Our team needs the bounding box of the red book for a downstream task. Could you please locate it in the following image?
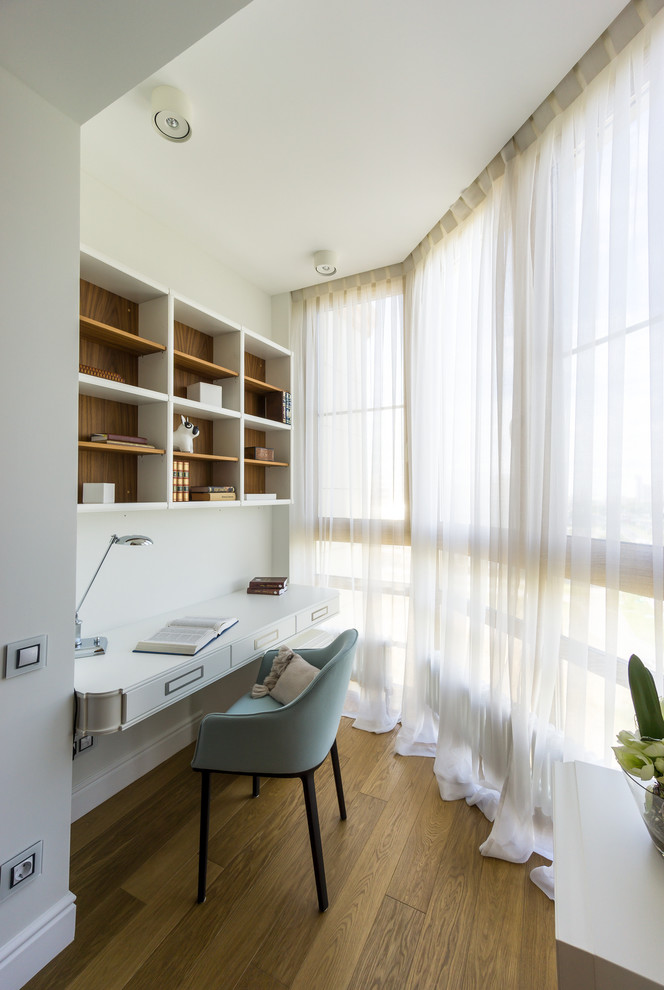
[248,576,288,589]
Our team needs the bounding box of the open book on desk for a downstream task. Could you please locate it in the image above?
[134,616,238,655]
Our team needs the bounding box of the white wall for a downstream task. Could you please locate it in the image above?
[73,173,290,811]
[0,66,80,982]
[81,171,272,336]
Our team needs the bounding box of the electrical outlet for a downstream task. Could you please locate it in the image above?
[77,735,94,754]
[11,855,35,887]
[0,841,42,900]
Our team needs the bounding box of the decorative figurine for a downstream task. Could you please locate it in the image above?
[173,414,199,453]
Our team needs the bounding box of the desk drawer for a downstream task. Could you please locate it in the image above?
[231,616,297,666]
[295,597,339,632]
[123,646,231,724]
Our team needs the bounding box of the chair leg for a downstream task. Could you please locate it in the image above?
[197,770,211,904]
[301,771,328,912]
[330,739,347,820]
[252,775,260,797]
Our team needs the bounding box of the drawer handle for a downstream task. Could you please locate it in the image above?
[254,629,279,650]
[311,606,329,621]
[165,666,204,696]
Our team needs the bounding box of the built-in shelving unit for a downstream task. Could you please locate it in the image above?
[77,248,292,511]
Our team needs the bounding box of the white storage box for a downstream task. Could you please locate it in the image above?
[186,381,222,406]
[82,483,115,504]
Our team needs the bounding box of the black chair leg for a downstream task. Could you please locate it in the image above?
[252,775,260,797]
[330,739,346,820]
[301,771,328,912]
[197,770,211,904]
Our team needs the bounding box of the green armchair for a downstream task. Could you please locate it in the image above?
[191,628,359,912]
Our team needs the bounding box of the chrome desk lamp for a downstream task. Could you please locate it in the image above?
[75,534,153,657]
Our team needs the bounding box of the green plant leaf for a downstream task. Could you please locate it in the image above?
[628,654,664,740]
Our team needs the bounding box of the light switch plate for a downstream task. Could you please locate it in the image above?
[4,634,47,678]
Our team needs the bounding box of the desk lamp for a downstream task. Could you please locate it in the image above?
[75,534,153,657]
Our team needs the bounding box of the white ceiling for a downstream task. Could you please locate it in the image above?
[0,0,250,123]
[13,0,630,296]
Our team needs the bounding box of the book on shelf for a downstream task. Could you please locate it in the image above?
[189,486,235,493]
[90,432,151,445]
[245,492,277,501]
[172,460,190,501]
[134,616,238,655]
[79,364,125,384]
[247,586,287,596]
[190,492,236,501]
[244,446,274,461]
[264,390,291,425]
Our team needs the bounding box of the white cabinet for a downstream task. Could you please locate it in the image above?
[553,761,664,990]
[78,248,292,511]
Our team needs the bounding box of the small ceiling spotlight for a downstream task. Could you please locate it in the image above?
[314,250,338,276]
[151,85,191,142]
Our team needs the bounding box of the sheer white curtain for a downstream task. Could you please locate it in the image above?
[398,13,664,874]
[290,279,409,732]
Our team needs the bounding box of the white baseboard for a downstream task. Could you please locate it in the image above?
[0,893,76,990]
[71,712,200,821]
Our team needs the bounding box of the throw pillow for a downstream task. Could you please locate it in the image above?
[250,644,319,704]
[270,653,319,705]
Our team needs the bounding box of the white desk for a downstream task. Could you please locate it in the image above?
[74,585,339,734]
[553,761,664,990]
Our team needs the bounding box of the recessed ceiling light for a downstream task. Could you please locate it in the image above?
[314,250,338,276]
[151,86,191,142]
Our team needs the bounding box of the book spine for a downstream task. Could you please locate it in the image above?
[79,364,125,384]
[91,433,150,444]
[189,486,235,493]
[246,587,285,595]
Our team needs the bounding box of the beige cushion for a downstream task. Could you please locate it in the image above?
[251,644,320,705]
[270,653,319,705]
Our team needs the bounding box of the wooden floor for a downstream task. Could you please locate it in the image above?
[27,719,557,990]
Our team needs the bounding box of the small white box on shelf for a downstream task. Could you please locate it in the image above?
[187,382,222,406]
[82,483,115,504]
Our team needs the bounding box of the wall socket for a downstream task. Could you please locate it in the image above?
[0,841,43,900]
[75,735,94,756]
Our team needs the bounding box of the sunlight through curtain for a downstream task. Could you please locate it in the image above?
[290,10,664,893]
[398,14,664,879]
[291,280,408,732]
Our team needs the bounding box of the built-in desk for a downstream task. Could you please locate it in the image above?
[74,585,339,734]
[554,761,664,990]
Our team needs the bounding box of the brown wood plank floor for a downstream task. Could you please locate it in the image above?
[26,719,557,990]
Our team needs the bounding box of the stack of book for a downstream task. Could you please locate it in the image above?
[189,486,236,502]
[90,432,155,449]
[173,461,190,501]
[264,390,291,425]
[247,576,288,596]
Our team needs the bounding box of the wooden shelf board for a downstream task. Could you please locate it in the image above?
[244,458,289,467]
[80,316,166,355]
[78,441,165,455]
[177,451,239,462]
[173,349,238,379]
[244,375,285,395]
